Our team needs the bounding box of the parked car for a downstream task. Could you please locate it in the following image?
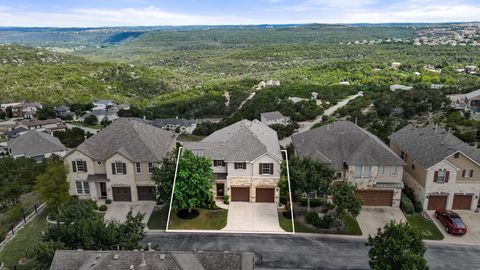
[435,209,467,235]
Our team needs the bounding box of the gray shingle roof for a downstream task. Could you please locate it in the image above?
[183,119,282,162]
[152,118,196,128]
[75,118,175,162]
[389,124,480,168]
[260,111,288,121]
[292,121,404,170]
[49,250,254,270]
[7,130,66,157]
[3,127,28,137]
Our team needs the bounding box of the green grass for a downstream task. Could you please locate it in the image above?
[278,211,294,232]
[176,134,205,142]
[147,206,169,230]
[406,212,444,240]
[0,209,50,267]
[341,214,362,236]
[168,208,227,230]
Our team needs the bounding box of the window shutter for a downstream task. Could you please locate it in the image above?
[123,163,127,175]
[234,163,238,169]
[433,171,438,182]
[445,171,450,183]
[72,161,77,172]
[462,170,466,177]
[83,161,88,172]
[259,163,263,174]
[471,170,474,178]
[111,163,116,175]
[270,163,274,175]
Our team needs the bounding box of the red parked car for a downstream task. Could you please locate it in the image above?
[435,209,467,235]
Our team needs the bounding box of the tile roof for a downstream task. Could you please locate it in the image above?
[75,118,175,162]
[292,121,404,170]
[183,119,282,162]
[7,130,66,157]
[389,124,480,168]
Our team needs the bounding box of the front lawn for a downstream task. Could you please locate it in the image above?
[147,206,169,230]
[278,211,294,232]
[278,210,362,235]
[406,212,444,240]
[0,209,50,266]
[168,208,227,230]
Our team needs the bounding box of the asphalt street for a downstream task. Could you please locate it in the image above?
[142,232,480,269]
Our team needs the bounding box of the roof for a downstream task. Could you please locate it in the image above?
[18,118,63,127]
[3,127,28,137]
[260,111,288,121]
[14,102,42,108]
[183,119,282,162]
[465,89,480,100]
[7,130,66,157]
[94,99,113,105]
[54,106,70,112]
[291,121,404,170]
[49,250,254,270]
[75,118,175,162]
[389,125,480,168]
[152,118,196,128]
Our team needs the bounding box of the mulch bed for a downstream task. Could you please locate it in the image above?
[177,209,200,220]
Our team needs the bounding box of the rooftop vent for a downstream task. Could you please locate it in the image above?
[160,254,166,260]
[129,265,134,270]
[113,254,119,260]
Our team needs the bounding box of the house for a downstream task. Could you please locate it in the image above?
[291,121,405,207]
[0,102,22,112]
[183,119,283,203]
[447,89,480,112]
[13,102,42,118]
[254,80,280,90]
[54,105,76,119]
[63,118,176,202]
[260,111,290,126]
[80,109,118,124]
[16,118,66,133]
[389,125,480,211]
[152,118,197,134]
[92,99,114,110]
[7,130,67,161]
[3,127,29,139]
[390,84,413,91]
[50,250,255,270]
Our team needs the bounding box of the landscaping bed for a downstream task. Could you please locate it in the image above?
[168,208,227,230]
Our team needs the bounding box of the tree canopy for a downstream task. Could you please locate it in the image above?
[151,150,178,204]
[332,182,362,217]
[35,158,70,212]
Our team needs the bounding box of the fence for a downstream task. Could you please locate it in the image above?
[0,203,45,248]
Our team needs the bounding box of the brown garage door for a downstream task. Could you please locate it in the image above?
[452,194,472,210]
[112,187,132,202]
[355,190,393,206]
[137,186,156,201]
[427,195,448,210]
[256,188,275,203]
[231,187,250,202]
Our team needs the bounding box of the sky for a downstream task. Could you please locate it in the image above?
[0,0,479,27]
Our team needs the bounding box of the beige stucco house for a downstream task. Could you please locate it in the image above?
[183,119,282,203]
[292,121,405,207]
[389,125,480,211]
[63,118,176,202]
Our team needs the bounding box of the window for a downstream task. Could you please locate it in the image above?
[213,160,225,167]
[76,181,83,194]
[72,160,87,173]
[412,161,416,170]
[391,166,398,176]
[362,166,371,177]
[148,162,154,174]
[260,163,273,175]
[234,162,246,170]
[378,166,385,176]
[436,169,446,182]
[135,162,141,174]
[462,169,474,178]
[112,162,126,175]
[354,166,362,178]
[83,182,90,194]
[75,181,90,194]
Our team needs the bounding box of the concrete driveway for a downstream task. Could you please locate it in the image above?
[104,201,156,224]
[428,210,480,245]
[357,206,406,237]
[222,202,284,233]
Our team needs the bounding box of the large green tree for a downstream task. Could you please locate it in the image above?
[151,150,177,204]
[173,150,214,212]
[332,182,362,217]
[367,221,428,270]
[35,159,70,212]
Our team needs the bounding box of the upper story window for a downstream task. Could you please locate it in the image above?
[148,162,154,174]
[391,166,398,176]
[354,166,362,178]
[75,181,90,194]
[400,151,405,160]
[260,163,273,175]
[462,169,474,178]
[71,160,87,173]
[234,162,247,170]
[362,166,371,177]
[434,169,449,183]
[135,162,142,174]
[213,160,225,167]
[111,161,126,175]
[378,166,385,176]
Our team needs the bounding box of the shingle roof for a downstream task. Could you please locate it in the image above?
[7,130,66,157]
[18,118,63,127]
[260,111,288,121]
[389,124,480,168]
[49,250,255,270]
[152,118,196,128]
[3,127,28,137]
[465,89,480,100]
[183,119,282,162]
[292,121,404,170]
[75,118,175,162]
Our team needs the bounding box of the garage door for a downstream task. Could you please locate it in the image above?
[427,195,448,210]
[137,186,156,201]
[231,187,250,202]
[355,190,393,206]
[256,188,275,203]
[112,187,132,202]
[452,194,472,210]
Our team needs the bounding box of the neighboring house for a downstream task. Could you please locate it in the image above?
[447,89,480,113]
[50,250,254,270]
[63,118,176,202]
[54,105,77,119]
[16,118,66,132]
[389,125,480,211]
[7,130,67,161]
[3,126,29,139]
[80,109,118,123]
[152,118,197,134]
[0,102,22,112]
[292,121,405,207]
[92,99,115,111]
[13,102,42,118]
[183,119,283,203]
[390,84,413,91]
[260,111,290,126]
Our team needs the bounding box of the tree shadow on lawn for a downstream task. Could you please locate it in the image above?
[168,208,228,230]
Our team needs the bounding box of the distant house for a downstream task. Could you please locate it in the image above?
[390,84,413,91]
[0,102,22,112]
[7,130,67,161]
[54,105,76,119]
[92,99,114,110]
[254,80,280,90]
[152,118,197,134]
[80,109,118,124]
[13,102,42,119]
[16,118,66,133]
[391,62,401,69]
[287,96,308,103]
[448,89,480,113]
[3,127,29,139]
[260,111,290,126]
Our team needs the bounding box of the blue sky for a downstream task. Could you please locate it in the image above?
[0,0,479,27]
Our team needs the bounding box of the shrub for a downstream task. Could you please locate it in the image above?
[300,198,323,207]
[414,201,423,212]
[223,195,230,205]
[400,194,415,214]
[280,195,287,205]
[3,204,23,225]
[98,205,108,211]
[305,211,334,229]
[402,187,416,203]
[105,199,112,204]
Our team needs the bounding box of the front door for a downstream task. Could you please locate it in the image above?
[99,182,107,199]
[216,183,225,198]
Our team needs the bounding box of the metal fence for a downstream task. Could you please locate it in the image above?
[0,203,44,246]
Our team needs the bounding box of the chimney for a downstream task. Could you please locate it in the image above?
[147,243,152,251]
